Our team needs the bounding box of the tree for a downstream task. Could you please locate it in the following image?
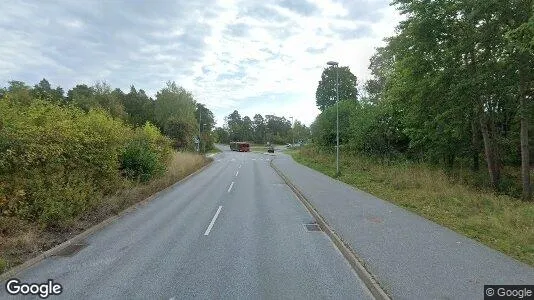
[214,127,229,144]
[292,120,311,143]
[195,103,215,132]
[31,79,64,103]
[226,110,243,141]
[67,84,97,111]
[242,116,253,142]
[154,81,197,149]
[365,46,395,104]
[265,115,291,144]
[506,1,534,200]
[121,86,155,127]
[315,66,358,111]
[92,82,126,119]
[253,114,266,144]
[195,103,216,151]
[4,81,32,105]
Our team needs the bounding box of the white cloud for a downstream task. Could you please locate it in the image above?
[0,0,402,127]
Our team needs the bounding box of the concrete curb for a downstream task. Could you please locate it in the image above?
[270,158,390,300]
[0,159,214,281]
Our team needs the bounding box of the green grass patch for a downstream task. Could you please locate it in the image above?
[291,146,534,266]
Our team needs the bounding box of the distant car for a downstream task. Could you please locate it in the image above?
[286,144,291,148]
[267,145,275,153]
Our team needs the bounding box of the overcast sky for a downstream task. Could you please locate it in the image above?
[0,0,402,126]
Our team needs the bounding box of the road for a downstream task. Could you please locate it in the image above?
[1,147,372,299]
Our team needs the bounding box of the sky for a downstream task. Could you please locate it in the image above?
[0,0,403,127]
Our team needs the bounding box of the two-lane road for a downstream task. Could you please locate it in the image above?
[1,149,372,299]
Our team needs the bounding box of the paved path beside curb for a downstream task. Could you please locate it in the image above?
[272,154,534,300]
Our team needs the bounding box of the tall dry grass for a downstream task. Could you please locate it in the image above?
[79,151,209,227]
[293,146,534,266]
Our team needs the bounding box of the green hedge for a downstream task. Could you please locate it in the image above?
[0,97,171,228]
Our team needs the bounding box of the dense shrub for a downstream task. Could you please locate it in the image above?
[120,123,172,182]
[0,97,170,227]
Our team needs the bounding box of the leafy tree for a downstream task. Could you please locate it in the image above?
[226,110,243,141]
[154,81,197,149]
[121,86,155,127]
[265,115,291,144]
[31,79,64,103]
[195,103,215,132]
[214,127,230,144]
[92,82,126,119]
[505,1,534,200]
[315,66,358,111]
[67,84,97,111]
[253,114,266,144]
[242,116,253,142]
[5,81,32,105]
[292,120,311,143]
[195,103,215,151]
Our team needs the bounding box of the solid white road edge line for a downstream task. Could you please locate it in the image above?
[204,206,223,236]
[228,181,234,193]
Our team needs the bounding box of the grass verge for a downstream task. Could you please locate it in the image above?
[205,147,221,154]
[0,151,209,274]
[291,146,534,266]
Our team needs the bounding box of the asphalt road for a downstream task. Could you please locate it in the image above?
[272,153,534,299]
[1,148,373,299]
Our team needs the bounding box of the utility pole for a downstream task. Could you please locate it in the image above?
[327,61,340,176]
[198,107,202,153]
[289,116,294,145]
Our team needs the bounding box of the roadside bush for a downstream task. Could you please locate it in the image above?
[0,98,130,227]
[120,122,172,182]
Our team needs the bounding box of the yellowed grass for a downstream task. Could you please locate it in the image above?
[293,147,534,266]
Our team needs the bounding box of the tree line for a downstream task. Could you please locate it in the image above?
[0,79,215,150]
[0,79,215,227]
[312,0,534,200]
[214,110,311,145]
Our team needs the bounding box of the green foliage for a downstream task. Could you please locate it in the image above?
[292,120,311,143]
[252,114,266,143]
[31,79,64,103]
[195,103,216,151]
[219,110,307,145]
[120,123,172,182]
[226,110,243,141]
[315,66,358,111]
[0,98,131,227]
[0,78,212,229]
[120,86,155,127]
[308,0,534,197]
[291,146,534,266]
[154,81,197,149]
[214,127,230,144]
